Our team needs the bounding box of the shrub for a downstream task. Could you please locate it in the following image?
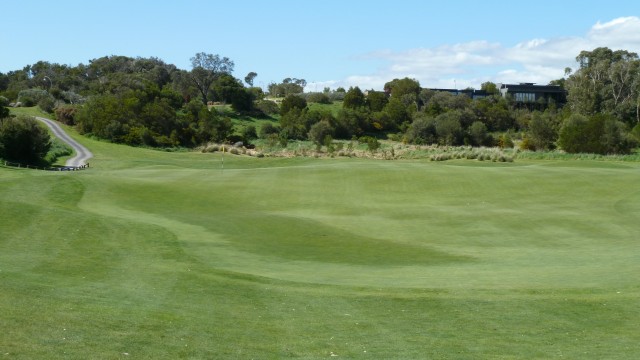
[38,96,56,113]
[280,95,307,115]
[358,136,380,152]
[0,115,51,164]
[306,92,332,104]
[468,121,488,146]
[259,122,280,139]
[18,89,51,107]
[405,114,437,144]
[308,120,335,146]
[558,114,632,154]
[254,100,279,116]
[54,105,78,125]
[498,133,514,149]
[44,139,73,164]
[241,125,258,142]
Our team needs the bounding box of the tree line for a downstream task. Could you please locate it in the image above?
[1,47,640,159]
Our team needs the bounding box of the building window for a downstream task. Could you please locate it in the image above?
[514,92,535,102]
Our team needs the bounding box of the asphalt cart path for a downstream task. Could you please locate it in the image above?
[36,116,93,167]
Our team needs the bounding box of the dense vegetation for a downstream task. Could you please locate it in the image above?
[1,47,639,157]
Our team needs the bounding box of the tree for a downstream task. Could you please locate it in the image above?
[527,112,557,150]
[268,78,306,97]
[189,52,235,104]
[366,90,388,112]
[0,97,9,118]
[0,115,51,164]
[306,92,331,104]
[241,125,257,142]
[343,86,366,109]
[558,113,633,154]
[212,74,244,103]
[566,47,640,124]
[384,77,420,98]
[279,107,307,139]
[230,88,255,113]
[435,111,462,145]
[405,113,437,145]
[244,72,257,87]
[468,121,489,146]
[481,81,499,95]
[382,97,409,130]
[280,94,307,115]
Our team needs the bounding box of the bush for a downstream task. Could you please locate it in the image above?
[259,122,280,139]
[308,120,335,146]
[44,139,73,164]
[558,114,633,154]
[0,115,52,164]
[306,92,332,104]
[38,96,56,113]
[54,105,78,125]
[241,125,258,142]
[280,95,307,115]
[17,89,51,107]
[358,135,380,152]
[254,100,279,116]
[498,133,514,149]
[405,114,437,145]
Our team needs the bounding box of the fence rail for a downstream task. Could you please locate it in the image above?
[1,160,89,171]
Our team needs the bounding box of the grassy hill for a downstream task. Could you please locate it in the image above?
[1,124,640,358]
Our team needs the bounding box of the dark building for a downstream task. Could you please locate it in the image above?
[428,88,489,100]
[498,83,566,104]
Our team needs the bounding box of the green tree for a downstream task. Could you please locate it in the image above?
[405,113,437,145]
[229,88,255,113]
[435,111,462,145]
[384,77,421,98]
[366,90,388,112]
[566,47,640,124]
[343,86,366,109]
[382,97,409,130]
[279,107,307,139]
[0,115,51,164]
[259,122,280,139]
[527,112,557,150]
[306,92,331,104]
[468,121,489,146]
[280,94,307,116]
[0,97,9,118]
[335,108,368,138]
[189,52,235,104]
[268,78,306,97]
[558,113,632,154]
[244,72,257,87]
[480,81,499,95]
[241,125,258,142]
[211,74,244,103]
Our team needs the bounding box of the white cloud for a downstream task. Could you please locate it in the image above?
[333,16,640,91]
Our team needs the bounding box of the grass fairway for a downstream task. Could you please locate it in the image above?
[1,134,640,359]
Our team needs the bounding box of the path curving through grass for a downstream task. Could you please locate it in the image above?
[36,116,93,167]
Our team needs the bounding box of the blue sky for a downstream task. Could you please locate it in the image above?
[2,0,639,90]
